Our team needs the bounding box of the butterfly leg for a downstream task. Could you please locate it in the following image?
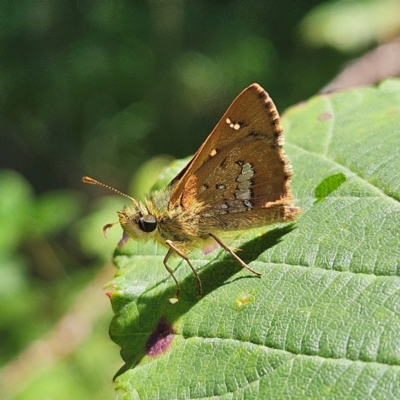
[163,247,182,299]
[208,233,262,277]
[165,240,203,298]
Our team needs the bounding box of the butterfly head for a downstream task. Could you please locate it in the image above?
[117,200,159,241]
[82,176,160,242]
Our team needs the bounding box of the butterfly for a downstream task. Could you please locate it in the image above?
[84,83,301,300]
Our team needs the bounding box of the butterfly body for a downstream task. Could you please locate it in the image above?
[84,83,301,300]
[118,184,205,251]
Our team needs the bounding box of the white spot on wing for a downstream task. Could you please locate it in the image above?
[237,171,254,182]
[226,117,241,131]
[236,162,254,182]
[238,181,251,191]
[236,189,252,200]
[242,163,252,173]
[244,200,253,208]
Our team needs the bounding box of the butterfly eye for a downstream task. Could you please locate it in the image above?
[138,214,157,233]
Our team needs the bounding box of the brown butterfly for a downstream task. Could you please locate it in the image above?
[84,83,301,300]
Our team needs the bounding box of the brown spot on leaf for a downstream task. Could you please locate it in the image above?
[318,112,333,121]
[145,317,175,356]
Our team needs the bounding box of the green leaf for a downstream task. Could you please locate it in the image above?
[34,190,85,236]
[109,79,400,399]
[300,0,400,53]
[77,196,129,261]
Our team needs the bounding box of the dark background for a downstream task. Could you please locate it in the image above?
[1,0,344,194]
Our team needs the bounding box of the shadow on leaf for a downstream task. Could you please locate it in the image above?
[111,223,297,379]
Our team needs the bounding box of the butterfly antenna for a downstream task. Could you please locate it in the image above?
[82,176,134,201]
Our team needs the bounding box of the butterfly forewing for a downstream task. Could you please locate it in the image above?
[169,83,299,228]
[169,84,281,205]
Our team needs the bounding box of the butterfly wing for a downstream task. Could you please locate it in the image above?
[169,83,300,229]
[168,84,275,201]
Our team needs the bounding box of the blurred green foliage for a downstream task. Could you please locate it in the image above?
[300,0,400,52]
[0,0,396,398]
